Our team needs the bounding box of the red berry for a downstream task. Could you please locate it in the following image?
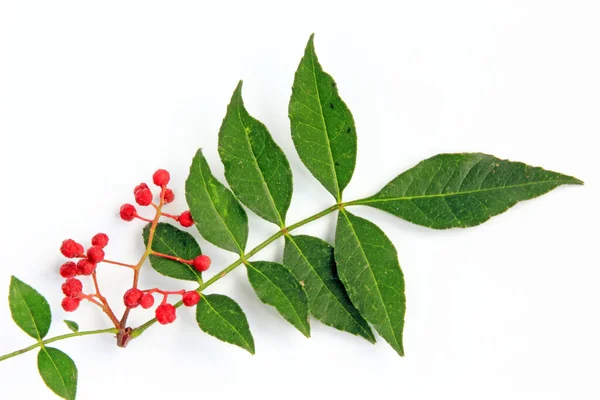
[163,188,175,204]
[61,278,83,297]
[182,291,201,307]
[139,293,155,309]
[86,246,105,263]
[135,188,153,206]
[153,169,170,186]
[134,183,149,195]
[123,288,144,308]
[59,262,77,278]
[120,204,137,221]
[179,211,194,227]
[193,255,211,272]
[76,259,96,276]
[91,233,109,248]
[60,239,83,258]
[155,303,177,325]
[61,297,80,312]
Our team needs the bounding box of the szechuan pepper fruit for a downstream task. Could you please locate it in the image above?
[123,288,144,308]
[120,204,137,221]
[179,211,194,227]
[77,259,96,276]
[61,297,81,312]
[87,246,105,263]
[139,293,155,309]
[155,303,177,325]
[60,239,83,258]
[91,233,109,248]
[182,291,201,306]
[59,262,78,278]
[163,188,175,204]
[152,169,170,186]
[61,278,83,297]
[135,188,153,206]
[193,255,211,272]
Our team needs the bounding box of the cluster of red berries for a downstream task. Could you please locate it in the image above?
[119,169,195,228]
[59,233,110,311]
[57,168,213,329]
[123,288,201,324]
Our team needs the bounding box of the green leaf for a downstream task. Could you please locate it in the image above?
[246,261,310,337]
[63,320,79,333]
[288,34,357,201]
[218,81,293,226]
[37,347,78,400]
[283,235,375,342]
[196,294,255,354]
[335,210,406,356]
[143,222,202,282]
[350,153,583,229]
[186,149,249,253]
[8,276,51,340]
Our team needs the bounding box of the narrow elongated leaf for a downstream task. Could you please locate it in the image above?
[37,347,78,400]
[335,211,406,356]
[143,222,202,282]
[350,153,583,229]
[9,276,51,340]
[246,261,310,337]
[283,235,375,342]
[186,149,248,253]
[289,34,357,201]
[196,294,255,354]
[218,81,293,225]
[63,320,79,333]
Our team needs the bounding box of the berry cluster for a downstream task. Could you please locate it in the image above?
[119,169,194,227]
[57,169,212,334]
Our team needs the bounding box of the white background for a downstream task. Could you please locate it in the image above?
[1,1,598,399]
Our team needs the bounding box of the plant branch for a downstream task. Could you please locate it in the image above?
[131,204,339,338]
[0,328,118,362]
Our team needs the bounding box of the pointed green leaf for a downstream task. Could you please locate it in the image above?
[335,211,406,356]
[9,276,51,340]
[289,34,357,201]
[283,235,375,342]
[37,347,77,400]
[185,149,248,253]
[196,294,255,354]
[218,81,293,225]
[63,320,79,333]
[246,261,310,337]
[350,153,583,229]
[143,222,202,282]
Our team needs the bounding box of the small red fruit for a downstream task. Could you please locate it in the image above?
[163,188,175,204]
[61,297,80,312]
[123,288,144,308]
[155,303,177,324]
[61,278,83,297]
[59,262,77,278]
[120,204,137,221]
[60,239,83,258]
[182,291,201,307]
[91,233,109,248]
[86,246,105,263]
[134,183,149,194]
[139,293,155,309]
[193,255,211,272]
[76,259,96,276]
[153,169,170,186]
[135,188,153,206]
[179,211,194,227]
